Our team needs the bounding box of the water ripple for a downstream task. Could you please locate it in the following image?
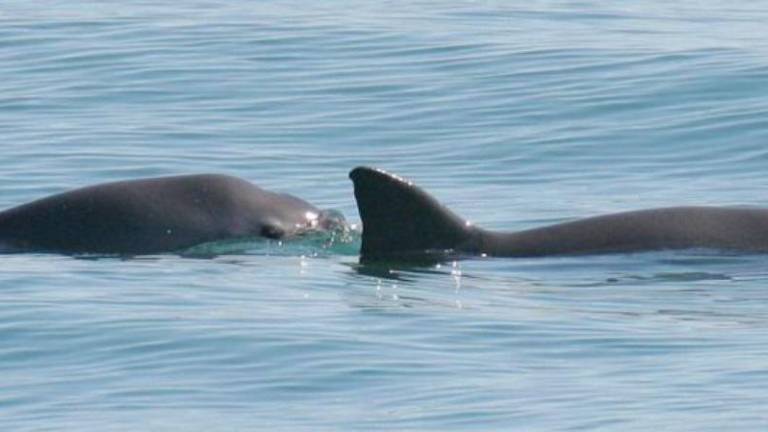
[3,1,768,431]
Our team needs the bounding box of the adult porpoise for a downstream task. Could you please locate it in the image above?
[350,166,768,261]
[0,174,345,254]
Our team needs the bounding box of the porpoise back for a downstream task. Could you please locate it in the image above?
[349,166,768,261]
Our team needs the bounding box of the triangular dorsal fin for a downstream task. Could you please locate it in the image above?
[349,167,477,261]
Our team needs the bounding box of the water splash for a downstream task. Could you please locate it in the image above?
[180,218,361,258]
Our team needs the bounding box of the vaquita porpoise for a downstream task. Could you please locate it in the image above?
[350,166,768,262]
[4,168,768,259]
[0,174,346,254]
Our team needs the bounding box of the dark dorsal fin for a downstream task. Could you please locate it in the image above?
[349,167,476,261]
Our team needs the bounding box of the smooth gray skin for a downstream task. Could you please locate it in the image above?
[349,166,768,261]
[0,174,336,255]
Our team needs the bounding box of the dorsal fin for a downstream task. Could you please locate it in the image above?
[349,167,477,261]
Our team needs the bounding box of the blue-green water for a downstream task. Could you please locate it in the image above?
[3,1,768,430]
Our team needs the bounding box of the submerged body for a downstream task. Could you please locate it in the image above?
[349,167,768,261]
[0,174,343,254]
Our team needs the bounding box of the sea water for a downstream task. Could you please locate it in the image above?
[2,1,768,430]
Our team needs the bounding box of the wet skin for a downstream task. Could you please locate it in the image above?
[0,174,344,255]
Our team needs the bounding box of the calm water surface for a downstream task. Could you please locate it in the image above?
[3,1,768,430]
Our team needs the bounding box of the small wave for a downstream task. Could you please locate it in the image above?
[180,227,361,258]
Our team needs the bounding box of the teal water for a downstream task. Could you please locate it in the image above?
[3,1,768,430]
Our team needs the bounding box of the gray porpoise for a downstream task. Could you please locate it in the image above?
[0,174,343,254]
[350,166,768,261]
